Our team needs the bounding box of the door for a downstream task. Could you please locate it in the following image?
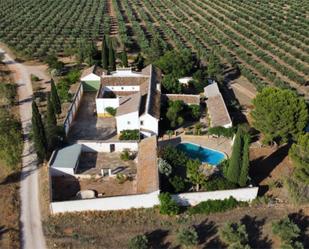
[110,144,115,152]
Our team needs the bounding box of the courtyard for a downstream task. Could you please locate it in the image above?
[67,92,117,142]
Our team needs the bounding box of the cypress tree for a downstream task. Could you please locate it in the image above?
[239,134,250,187]
[102,35,108,69]
[46,94,58,153]
[226,127,243,184]
[109,47,116,71]
[50,79,61,115]
[121,49,128,67]
[31,101,47,162]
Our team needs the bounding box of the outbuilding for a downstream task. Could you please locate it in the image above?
[49,144,82,176]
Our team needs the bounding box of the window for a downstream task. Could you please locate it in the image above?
[121,87,124,90]
[127,121,131,125]
[140,120,144,125]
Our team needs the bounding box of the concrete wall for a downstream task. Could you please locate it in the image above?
[116,111,140,134]
[105,85,140,92]
[50,190,160,214]
[172,187,259,206]
[96,97,119,115]
[50,167,75,177]
[64,83,84,135]
[77,141,139,152]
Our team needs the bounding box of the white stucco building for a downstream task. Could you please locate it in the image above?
[83,65,161,137]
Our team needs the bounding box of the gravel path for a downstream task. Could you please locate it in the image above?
[0,47,47,249]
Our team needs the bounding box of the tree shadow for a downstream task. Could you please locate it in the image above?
[241,215,272,249]
[0,225,9,240]
[288,210,309,248]
[195,219,218,245]
[147,229,170,249]
[249,144,290,184]
[203,236,225,249]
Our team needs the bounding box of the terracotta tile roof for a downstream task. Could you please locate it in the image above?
[116,93,141,116]
[206,95,232,127]
[136,136,159,193]
[101,76,149,86]
[148,90,161,119]
[163,94,200,105]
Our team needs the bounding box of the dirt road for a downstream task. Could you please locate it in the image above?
[0,47,47,249]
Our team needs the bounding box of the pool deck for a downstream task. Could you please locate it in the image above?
[158,134,233,157]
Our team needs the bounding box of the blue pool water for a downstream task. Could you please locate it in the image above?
[177,143,225,165]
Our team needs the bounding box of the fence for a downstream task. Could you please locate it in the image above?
[77,140,139,152]
[50,190,160,214]
[172,187,259,206]
[63,83,84,135]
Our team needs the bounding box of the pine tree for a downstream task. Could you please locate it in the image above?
[121,49,128,67]
[31,101,47,162]
[239,134,250,187]
[50,79,61,115]
[46,94,58,152]
[102,35,108,69]
[226,127,243,184]
[109,47,116,71]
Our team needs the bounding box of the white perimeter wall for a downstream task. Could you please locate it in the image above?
[81,73,101,82]
[105,85,140,92]
[96,98,119,114]
[77,141,138,152]
[50,190,160,214]
[140,114,158,135]
[116,111,140,134]
[172,187,259,206]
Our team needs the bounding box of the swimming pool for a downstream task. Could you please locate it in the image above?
[177,142,225,165]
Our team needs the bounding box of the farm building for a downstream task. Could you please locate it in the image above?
[204,82,232,128]
[49,144,82,176]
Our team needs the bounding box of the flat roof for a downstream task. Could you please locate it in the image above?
[50,144,82,169]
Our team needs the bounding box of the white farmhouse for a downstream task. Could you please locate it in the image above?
[82,65,161,137]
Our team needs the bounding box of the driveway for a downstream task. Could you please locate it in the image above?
[0,46,46,249]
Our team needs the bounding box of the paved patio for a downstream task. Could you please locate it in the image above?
[67,92,117,142]
[158,134,233,157]
[76,152,137,175]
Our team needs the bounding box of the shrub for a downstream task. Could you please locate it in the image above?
[159,145,189,168]
[176,227,199,247]
[120,149,133,161]
[219,222,251,249]
[119,129,140,140]
[189,104,201,120]
[105,107,116,116]
[116,173,127,184]
[31,74,40,81]
[202,175,237,191]
[169,175,186,193]
[158,193,180,215]
[158,158,172,176]
[128,234,148,249]
[272,217,301,243]
[285,177,309,204]
[207,126,236,138]
[189,197,244,215]
[0,83,16,106]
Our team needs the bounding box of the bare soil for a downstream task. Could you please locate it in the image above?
[43,204,309,249]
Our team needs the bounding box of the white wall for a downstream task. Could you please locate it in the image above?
[116,111,140,134]
[172,187,259,206]
[81,73,101,82]
[140,114,158,135]
[49,167,75,177]
[64,83,84,135]
[96,98,119,115]
[105,85,140,92]
[50,190,160,214]
[77,141,139,152]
